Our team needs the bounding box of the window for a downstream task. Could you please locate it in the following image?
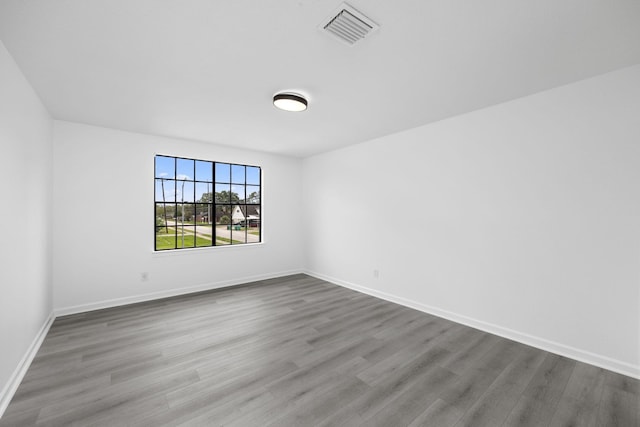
[154,155,261,250]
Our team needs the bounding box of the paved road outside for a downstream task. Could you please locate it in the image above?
[165,221,260,243]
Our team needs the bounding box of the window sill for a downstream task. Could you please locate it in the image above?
[152,241,265,257]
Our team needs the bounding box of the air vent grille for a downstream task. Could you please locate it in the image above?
[321,3,379,46]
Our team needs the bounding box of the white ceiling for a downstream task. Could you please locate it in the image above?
[1,0,639,158]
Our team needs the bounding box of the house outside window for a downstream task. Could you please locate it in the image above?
[154,155,261,250]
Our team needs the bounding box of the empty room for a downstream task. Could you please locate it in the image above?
[1,0,639,426]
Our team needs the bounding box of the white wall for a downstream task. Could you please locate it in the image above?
[53,121,303,312]
[303,65,640,377]
[0,41,53,405]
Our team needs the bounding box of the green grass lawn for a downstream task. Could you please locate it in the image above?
[216,236,244,245]
[156,227,246,249]
[156,227,212,249]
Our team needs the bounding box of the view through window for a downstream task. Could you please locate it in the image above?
[155,155,261,250]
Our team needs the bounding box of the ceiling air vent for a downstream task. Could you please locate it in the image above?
[321,3,379,46]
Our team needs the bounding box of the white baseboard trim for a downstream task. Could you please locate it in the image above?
[305,270,640,380]
[54,269,304,317]
[0,312,55,418]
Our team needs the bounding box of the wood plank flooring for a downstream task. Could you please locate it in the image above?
[1,274,638,426]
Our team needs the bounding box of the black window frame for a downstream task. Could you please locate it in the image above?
[154,154,261,251]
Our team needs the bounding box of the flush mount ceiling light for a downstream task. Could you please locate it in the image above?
[273,92,308,112]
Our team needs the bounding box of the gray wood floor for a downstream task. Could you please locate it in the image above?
[1,274,638,426]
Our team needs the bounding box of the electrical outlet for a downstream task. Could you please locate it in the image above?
[373,269,379,279]
[141,272,149,282]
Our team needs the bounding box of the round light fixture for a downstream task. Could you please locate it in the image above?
[273,92,308,112]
